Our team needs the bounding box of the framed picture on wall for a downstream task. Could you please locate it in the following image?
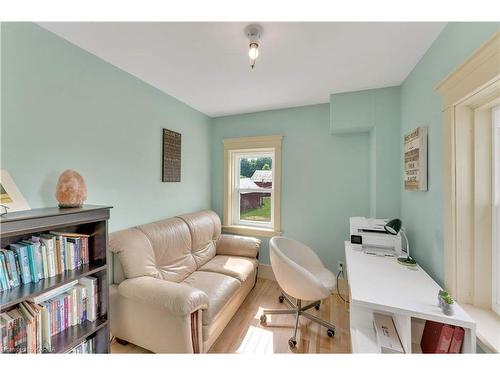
[0,170,30,214]
[404,127,428,191]
[162,128,182,182]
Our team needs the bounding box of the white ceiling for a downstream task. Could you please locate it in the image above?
[38,22,446,117]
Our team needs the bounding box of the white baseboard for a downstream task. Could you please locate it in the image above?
[257,263,275,280]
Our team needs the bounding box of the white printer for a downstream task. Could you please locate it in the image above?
[349,217,402,256]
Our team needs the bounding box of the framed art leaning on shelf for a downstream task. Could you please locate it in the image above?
[0,170,30,213]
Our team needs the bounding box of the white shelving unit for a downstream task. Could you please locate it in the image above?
[345,242,476,353]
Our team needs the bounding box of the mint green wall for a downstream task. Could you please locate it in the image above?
[211,104,373,269]
[400,22,499,285]
[1,23,212,232]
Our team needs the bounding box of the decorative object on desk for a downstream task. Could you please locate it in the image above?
[384,218,417,267]
[0,170,30,213]
[438,290,449,308]
[441,295,455,316]
[162,128,182,182]
[404,126,428,191]
[55,169,87,208]
[373,312,405,353]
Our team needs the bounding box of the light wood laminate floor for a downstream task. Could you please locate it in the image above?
[111,277,351,354]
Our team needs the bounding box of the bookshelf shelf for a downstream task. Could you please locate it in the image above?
[0,262,107,310]
[52,316,108,354]
[0,205,112,354]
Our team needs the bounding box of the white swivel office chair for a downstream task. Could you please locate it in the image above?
[260,236,336,348]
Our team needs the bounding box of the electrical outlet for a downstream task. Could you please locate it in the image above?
[337,261,344,273]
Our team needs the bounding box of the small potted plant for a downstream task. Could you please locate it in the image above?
[441,294,455,316]
[438,290,449,307]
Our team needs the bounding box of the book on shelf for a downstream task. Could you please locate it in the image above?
[1,249,21,288]
[0,277,99,354]
[9,243,31,285]
[29,280,79,304]
[50,231,90,267]
[0,252,10,290]
[68,336,95,354]
[420,320,460,354]
[0,232,91,293]
[448,326,465,354]
[54,236,64,275]
[40,234,56,278]
[39,241,48,279]
[20,240,43,283]
[78,276,98,322]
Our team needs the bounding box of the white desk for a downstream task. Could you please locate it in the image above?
[345,241,476,353]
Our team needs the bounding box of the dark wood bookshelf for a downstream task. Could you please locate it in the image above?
[0,205,112,354]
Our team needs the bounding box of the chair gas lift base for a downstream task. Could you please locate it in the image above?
[260,291,335,348]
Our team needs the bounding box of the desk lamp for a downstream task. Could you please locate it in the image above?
[384,218,417,267]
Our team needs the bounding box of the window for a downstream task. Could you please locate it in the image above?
[223,135,282,237]
[233,152,274,227]
[493,105,500,315]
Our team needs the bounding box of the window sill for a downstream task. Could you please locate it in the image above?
[222,225,280,238]
[462,304,500,353]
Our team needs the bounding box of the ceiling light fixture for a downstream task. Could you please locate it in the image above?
[245,24,263,69]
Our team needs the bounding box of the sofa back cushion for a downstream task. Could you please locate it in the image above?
[177,210,221,268]
[137,217,197,282]
[109,210,222,284]
[109,227,159,280]
[109,217,197,283]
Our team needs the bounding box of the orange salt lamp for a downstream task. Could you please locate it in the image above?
[55,169,87,208]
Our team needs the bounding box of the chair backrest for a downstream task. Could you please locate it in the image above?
[109,210,221,283]
[269,236,330,301]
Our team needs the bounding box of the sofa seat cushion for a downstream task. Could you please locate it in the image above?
[181,271,241,325]
[198,255,258,283]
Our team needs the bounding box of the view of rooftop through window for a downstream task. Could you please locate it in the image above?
[239,157,273,223]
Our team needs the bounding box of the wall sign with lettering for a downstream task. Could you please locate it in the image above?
[162,128,182,182]
[404,126,428,191]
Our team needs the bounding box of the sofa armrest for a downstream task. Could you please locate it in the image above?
[118,276,209,316]
[216,234,261,258]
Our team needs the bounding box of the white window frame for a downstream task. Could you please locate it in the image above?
[223,135,282,238]
[232,150,275,229]
[493,105,500,315]
[435,32,499,307]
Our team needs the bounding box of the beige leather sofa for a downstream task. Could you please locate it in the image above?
[109,210,261,353]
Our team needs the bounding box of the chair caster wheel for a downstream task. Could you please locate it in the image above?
[288,338,297,348]
[327,329,335,338]
[278,295,285,303]
[260,315,267,324]
[315,302,321,310]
